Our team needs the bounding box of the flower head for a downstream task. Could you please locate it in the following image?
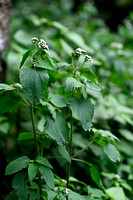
[65,188,69,195]
[75,48,86,55]
[31,37,38,43]
[85,55,92,63]
[38,39,49,50]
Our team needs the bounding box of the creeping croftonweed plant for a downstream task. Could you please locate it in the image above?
[2,38,120,200]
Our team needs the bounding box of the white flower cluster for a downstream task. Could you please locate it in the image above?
[65,188,69,195]
[85,55,92,63]
[75,48,86,55]
[38,39,49,50]
[31,37,38,43]
[31,37,49,50]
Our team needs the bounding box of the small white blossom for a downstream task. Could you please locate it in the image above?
[85,55,92,63]
[33,61,37,67]
[75,48,86,55]
[31,37,38,43]
[65,188,69,195]
[38,39,49,50]
[114,174,121,179]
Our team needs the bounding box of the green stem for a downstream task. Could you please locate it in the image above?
[66,109,73,200]
[30,106,42,200]
[72,143,90,158]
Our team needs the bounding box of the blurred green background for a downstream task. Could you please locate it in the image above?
[1,0,133,199]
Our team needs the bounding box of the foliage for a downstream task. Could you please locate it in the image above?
[1,1,133,200]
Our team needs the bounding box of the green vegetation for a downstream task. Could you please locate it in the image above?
[1,1,133,200]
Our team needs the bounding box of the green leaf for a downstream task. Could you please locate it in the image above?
[5,156,30,175]
[40,99,56,119]
[104,144,120,162]
[0,83,15,91]
[35,156,53,169]
[106,187,126,200]
[37,59,55,70]
[92,128,119,141]
[12,172,27,200]
[70,97,94,131]
[119,129,133,141]
[90,165,100,186]
[20,66,49,106]
[47,190,57,200]
[20,49,32,69]
[49,93,69,108]
[69,190,87,200]
[85,80,101,91]
[47,69,56,83]
[39,166,55,190]
[87,186,106,198]
[65,77,83,93]
[0,94,20,116]
[5,190,19,200]
[46,51,57,70]
[28,163,38,182]
[28,189,39,200]
[44,112,69,145]
[18,132,34,141]
[60,39,74,55]
[57,145,71,163]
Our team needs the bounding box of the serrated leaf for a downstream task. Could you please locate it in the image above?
[49,93,69,108]
[39,166,55,190]
[5,156,30,175]
[28,163,38,182]
[20,49,32,69]
[45,51,57,70]
[104,144,120,162]
[12,172,27,200]
[37,59,55,70]
[18,132,34,141]
[65,77,83,93]
[35,156,53,169]
[44,112,69,145]
[0,83,15,91]
[92,128,119,141]
[57,145,71,163]
[70,97,94,131]
[47,190,57,200]
[40,99,56,119]
[106,187,126,200]
[0,94,20,116]
[90,165,100,186]
[86,80,101,91]
[20,66,49,106]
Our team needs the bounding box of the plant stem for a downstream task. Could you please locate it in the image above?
[72,143,90,158]
[30,106,42,200]
[66,109,73,200]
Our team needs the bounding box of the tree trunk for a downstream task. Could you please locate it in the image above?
[0,0,12,82]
